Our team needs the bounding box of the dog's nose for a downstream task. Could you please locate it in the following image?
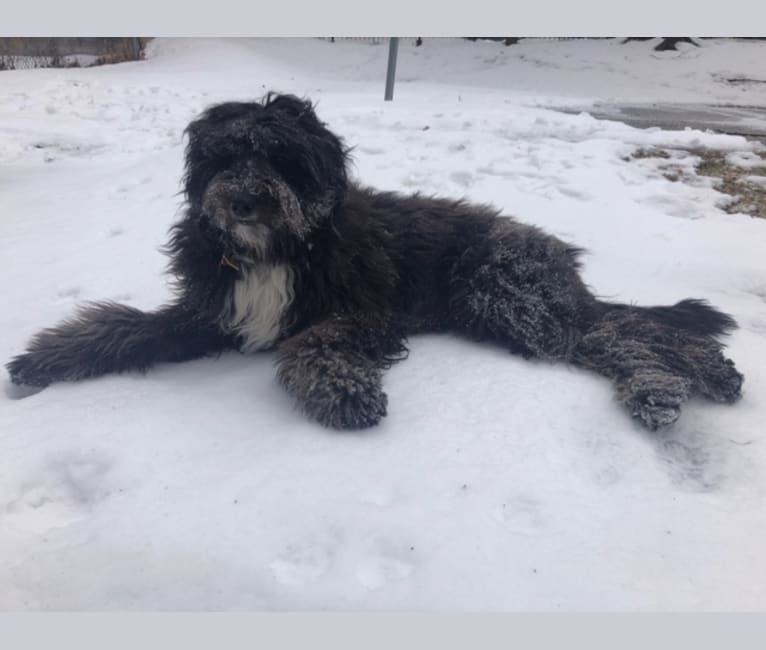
[230,199,251,219]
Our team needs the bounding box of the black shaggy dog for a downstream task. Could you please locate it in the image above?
[7,93,744,430]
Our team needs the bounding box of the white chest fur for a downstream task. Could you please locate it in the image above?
[221,263,295,353]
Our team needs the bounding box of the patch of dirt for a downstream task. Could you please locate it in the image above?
[628,147,766,218]
[630,148,671,160]
[694,150,766,218]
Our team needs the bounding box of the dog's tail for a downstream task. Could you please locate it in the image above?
[597,297,738,339]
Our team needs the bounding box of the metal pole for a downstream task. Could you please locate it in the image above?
[384,37,399,101]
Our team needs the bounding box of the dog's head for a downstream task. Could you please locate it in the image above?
[183,93,348,260]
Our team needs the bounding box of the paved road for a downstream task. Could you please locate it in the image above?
[557,103,766,142]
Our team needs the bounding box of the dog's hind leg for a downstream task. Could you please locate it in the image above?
[571,302,743,430]
[7,301,228,387]
[447,221,597,360]
[275,313,408,430]
[446,220,742,429]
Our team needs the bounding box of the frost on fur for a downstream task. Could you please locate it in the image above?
[7,93,744,431]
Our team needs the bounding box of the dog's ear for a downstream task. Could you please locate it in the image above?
[260,93,349,211]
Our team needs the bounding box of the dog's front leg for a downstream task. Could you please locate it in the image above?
[7,301,227,387]
[275,313,408,430]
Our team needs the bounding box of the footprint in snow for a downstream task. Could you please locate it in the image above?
[269,541,335,587]
[656,428,730,492]
[4,450,114,533]
[355,538,415,591]
[491,494,546,535]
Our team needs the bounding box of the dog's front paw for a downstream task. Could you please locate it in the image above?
[6,352,54,388]
[623,374,691,431]
[299,372,388,430]
[313,382,388,430]
[278,357,388,430]
[700,357,744,405]
[631,401,682,431]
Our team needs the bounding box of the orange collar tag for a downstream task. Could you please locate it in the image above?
[220,254,240,271]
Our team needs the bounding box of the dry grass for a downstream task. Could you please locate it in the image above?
[94,38,150,66]
[627,147,766,218]
[694,150,766,218]
[630,148,671,160]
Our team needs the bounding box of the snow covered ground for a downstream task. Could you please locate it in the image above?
[1,37,766,611]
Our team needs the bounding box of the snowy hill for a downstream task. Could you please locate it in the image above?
[1,38,765,610]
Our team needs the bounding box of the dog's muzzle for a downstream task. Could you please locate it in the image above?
[203,186,258,230]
